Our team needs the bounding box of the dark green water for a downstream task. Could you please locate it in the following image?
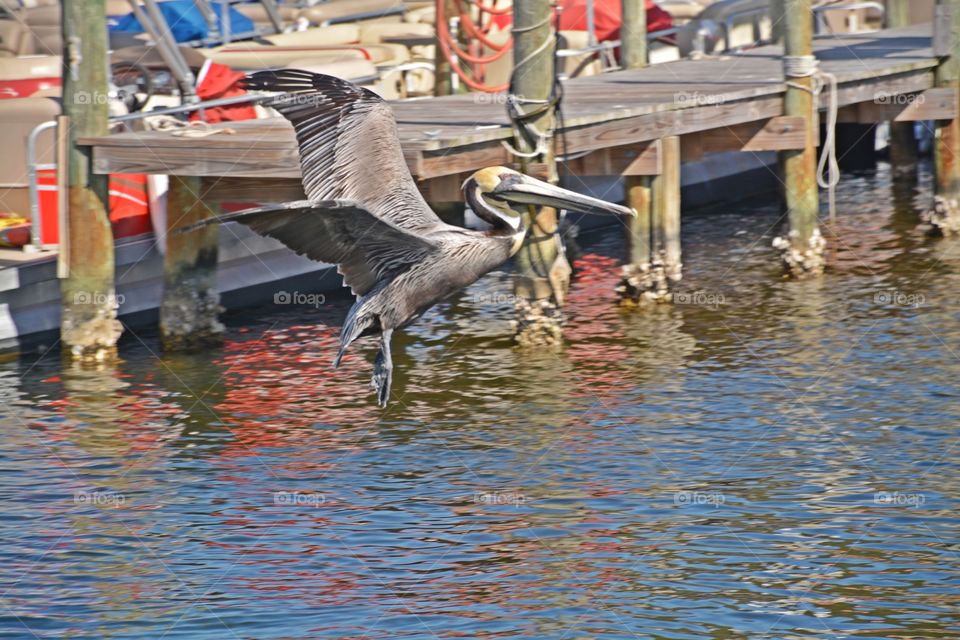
[1,162,958,639]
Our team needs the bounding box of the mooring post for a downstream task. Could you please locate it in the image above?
[773,0,825,277]
[886,0,917,175]
[621,0,647,70]
[434,0,456,96]
[770,0,786,44]
[657,136,682,288]
[617,0,659,305]
[510,0,567,346]
[159,176,224,350]
[60,0,122,361]
[926,0,960,234]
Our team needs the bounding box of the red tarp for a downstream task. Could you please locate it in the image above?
[493,0,673,40]
[189,62,257,123]
[556,0,673,40]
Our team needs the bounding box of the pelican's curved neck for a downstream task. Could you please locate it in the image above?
[464,181,524,234]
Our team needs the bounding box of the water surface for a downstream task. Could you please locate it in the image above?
[2,161,958,639]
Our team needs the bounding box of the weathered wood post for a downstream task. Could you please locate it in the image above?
[159,176,224,350]
[886,0,917,175]
[510,0,567,346]
[435,0,457,96]
[617,0,663,306]
[657,135,682,288]
[770,0,785,44]
[926,0,960,234]
[621,0,647,70]
[773,0,825,276]
[60,0,122,360]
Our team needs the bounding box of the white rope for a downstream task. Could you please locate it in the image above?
[815,70,839,224]
[145,115,237,138]
[784,55,840,223]
[504,15,556,161]
[502,93,553,158]
[783,54,818,78]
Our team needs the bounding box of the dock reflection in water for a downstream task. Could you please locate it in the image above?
[1,162,958,638]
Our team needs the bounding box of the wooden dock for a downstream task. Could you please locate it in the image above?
[85,24,950,205]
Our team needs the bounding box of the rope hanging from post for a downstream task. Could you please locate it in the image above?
[784,55,840,222]
[435,0,512,93]
[502,12,558,160]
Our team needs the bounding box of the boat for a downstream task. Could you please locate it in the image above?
[0,0,936,353]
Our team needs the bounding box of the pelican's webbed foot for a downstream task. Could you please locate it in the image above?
[370,329,393,407]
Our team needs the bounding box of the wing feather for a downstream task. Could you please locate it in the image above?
[181,199,438,297]
[245,69,441,232]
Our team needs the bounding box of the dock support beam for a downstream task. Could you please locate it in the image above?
[60,0,122,361]
[774,0,825,277]
[927,0,960,235]
[159,176,224,350]
[510,0,567,346]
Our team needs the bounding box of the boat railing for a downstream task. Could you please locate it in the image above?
[812,2,885,35]
[557,26,694,77]
[718,5,772,52]
[24,121,58,253]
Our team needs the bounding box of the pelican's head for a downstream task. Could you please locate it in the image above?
[462,166,636,231]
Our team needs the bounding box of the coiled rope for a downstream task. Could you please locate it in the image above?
[435,0,512,93]
[784,54,840,222]
[501,11,558,160]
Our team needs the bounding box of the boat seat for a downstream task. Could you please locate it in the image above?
[358,21,433,44]
[111,44,209,71]
[1,0,129,55]
[0,55,59,80]
[0,96,59,218]
[204,44,365,70]
[297,0,404,26]
[0,55,60,99]
[7,4,59,55]
[403,5,435,24]
[261,25,360,47]
[232,3,302,28]
[0,20,35,57]
[210,42,410,66]
[659,0,712,22]
[284,57,378,82]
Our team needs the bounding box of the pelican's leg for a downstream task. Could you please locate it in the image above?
[371,328,394,407]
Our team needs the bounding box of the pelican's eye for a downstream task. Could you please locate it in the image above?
[489,174,522,200]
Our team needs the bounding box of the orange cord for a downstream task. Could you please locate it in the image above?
[436,0,512,93]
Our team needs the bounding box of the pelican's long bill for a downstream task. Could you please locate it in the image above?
[493,175,636,218]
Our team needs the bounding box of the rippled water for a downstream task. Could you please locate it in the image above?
[2,161,958,639]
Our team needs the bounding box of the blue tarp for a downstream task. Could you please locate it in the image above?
[110,1,255,43]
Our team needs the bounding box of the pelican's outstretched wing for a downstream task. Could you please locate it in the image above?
[245,69,441,232]
[182,200,438,297]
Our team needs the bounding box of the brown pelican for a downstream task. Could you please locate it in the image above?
[183,69,634,406]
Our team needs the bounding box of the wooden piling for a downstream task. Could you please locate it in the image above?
[435,0,457,97]
[657,136,682,287]
[775,0,825,277]
[511,0,567,346]
[620,0,647,71]
[886,0,917,174]
[617,0,660,306]
[927,0,960,234]
[60,0,122,361]
[159,176,224,350]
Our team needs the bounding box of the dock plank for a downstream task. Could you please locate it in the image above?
[84,24,938,182]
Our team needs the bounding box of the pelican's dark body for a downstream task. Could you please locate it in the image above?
[182,69,633,405]
[340,228,517,345]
